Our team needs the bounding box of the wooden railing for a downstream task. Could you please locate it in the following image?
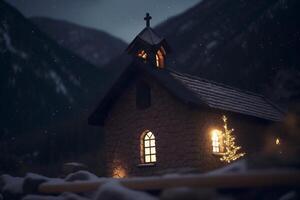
[39,170,300,194]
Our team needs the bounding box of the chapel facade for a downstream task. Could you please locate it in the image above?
[89,14,284,178]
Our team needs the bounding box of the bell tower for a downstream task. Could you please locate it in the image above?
[126,13,171,69]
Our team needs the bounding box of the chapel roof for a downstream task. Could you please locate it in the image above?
[137,27,164,45]
[88,60,284,126]
[125,13,171,54]
[169,70,284,122]
[125,26,171,54]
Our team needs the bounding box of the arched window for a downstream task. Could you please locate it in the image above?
[156,47,166,68]
[141,130,156,163]
[211,129,224,154]
[137,50,147,60]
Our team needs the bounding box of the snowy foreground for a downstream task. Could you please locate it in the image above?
[0,161,299,200]
[0,171,157,200]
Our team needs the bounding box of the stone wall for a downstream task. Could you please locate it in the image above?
[103,74,271,177]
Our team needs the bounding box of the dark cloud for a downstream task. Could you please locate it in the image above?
[5,0,202,42]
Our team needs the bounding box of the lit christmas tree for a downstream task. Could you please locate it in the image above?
[220,115,245,163]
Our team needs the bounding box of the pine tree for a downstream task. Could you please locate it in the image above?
[220,115,245,163]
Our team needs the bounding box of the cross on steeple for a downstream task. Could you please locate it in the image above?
[144,13,152,27]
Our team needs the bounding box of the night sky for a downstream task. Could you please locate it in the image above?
[5,0,202,42]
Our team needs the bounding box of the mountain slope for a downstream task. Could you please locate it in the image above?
[157,0,300,105]
[31,17,127,67]
[0,0,105,135]
[0,0,114,174]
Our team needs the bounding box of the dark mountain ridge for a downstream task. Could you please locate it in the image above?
[0,0,112,174]
[157,0,300,106]
[31,17,127,67]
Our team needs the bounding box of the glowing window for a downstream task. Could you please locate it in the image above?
[156,48,165,68]
[137,50,147,60]
[211,129,223,154]
[141,131,156,163]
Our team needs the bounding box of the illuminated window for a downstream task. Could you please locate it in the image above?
[141,131,156,163]
[211,116,245,162]
[211,129,223,154]
[156,47,165,68]
[137,50,147,60]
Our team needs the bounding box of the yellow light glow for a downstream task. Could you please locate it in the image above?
[145,147,150,154]
[112,166,126,178]
[151,147,156,154]
[150,140,155,146]
[276,138,280,145]
[151,155,156,162]
[142,130,157,164]
[145,140,150,147]
[219,115,245,163]
[211,129,222,153]
[137,50,147,59]
[212,129,221,139]
[209,116,245,163]
[145,155,151,163]
[156,49,165,68]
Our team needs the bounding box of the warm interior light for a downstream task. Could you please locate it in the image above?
[210,116,245,163]
[138,50,147,59]
[156,49,165,68]
[275,138,280,145]
[112,166,126,178]
[143,131,156,163]
[211,129,222,153]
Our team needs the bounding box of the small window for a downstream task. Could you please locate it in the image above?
[211,129,224,154]
[137,50,147,60]
[141,130,156,163]
[156,49,165,68]
[136,81,151,109]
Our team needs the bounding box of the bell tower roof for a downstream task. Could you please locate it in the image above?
[137,27,164,45]
[126,13,171,55]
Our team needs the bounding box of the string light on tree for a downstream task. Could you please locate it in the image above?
[220,115,245,163]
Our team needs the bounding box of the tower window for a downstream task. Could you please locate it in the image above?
[137,50,147,60]
[136,81,151,109]
[141,130,156,163]
[156,49,165,68]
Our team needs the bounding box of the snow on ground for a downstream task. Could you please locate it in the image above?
[0,171,158,200]
[0,174,24,195]
[94,181,158,200]
[23,181,158,200]
[205,159,247,175]
[64,170,100,182]
[1,166,299,200]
